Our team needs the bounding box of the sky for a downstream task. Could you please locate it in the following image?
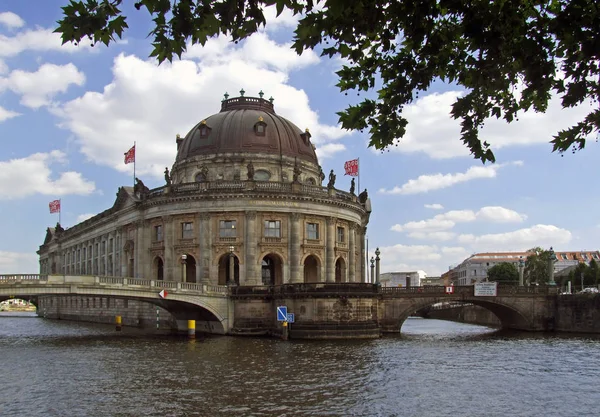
[1,1,598,276]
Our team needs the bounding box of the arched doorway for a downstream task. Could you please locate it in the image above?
[261,254,283,285]
[335,257,346,283]
[183,254,196,283]
[303,255,320,283]
[218,253,239,285]
[154,256,164,280]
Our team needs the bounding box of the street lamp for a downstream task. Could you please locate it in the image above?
[370,257,375,284]
[375,247,381,285]
[548,247,557,286]
[228,245,236,286]
[518,256,525,286]
[181,254,187,282]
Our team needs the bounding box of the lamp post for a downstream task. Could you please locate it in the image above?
[370,257,375,284]
[518,256,525,286]
[375,247,381,285]
[181,254,187,283]
[548,247,557,286]
[228,245,236,286]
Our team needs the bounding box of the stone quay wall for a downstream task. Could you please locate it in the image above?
[37,295,177,330]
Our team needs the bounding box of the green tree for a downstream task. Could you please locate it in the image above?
[55,0,600,163]
[524,247,553,285]
[487,262,519,283]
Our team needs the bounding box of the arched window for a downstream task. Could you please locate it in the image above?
[254,170,271,181]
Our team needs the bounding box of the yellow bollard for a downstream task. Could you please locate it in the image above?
[115,315,122,331]
[187,320,196,339]
[282,321,289,341]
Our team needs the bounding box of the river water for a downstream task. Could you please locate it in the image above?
[1,313,599,417]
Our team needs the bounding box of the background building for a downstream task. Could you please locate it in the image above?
[380,271,426,287]
[450,250,600,285]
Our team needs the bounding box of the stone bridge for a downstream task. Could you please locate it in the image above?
[0,274,231,333]
[1,275,562,337]
[378,285,559,332]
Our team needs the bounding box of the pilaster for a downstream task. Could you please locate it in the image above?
[290,212,301,283]
[326,216,336,283]
[244,211,259,285]
[349,224,356,282]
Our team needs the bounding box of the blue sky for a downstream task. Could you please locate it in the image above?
[1,1,598,275]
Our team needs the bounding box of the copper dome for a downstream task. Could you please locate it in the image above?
[176,95,318,165]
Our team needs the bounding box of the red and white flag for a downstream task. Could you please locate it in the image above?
[124,145,135,164]
[344,159,359,176]
[49,199,61,214]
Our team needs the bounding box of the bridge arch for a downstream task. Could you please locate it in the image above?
[383,296,533,333]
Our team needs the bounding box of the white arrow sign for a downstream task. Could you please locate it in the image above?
[159,289,168,299]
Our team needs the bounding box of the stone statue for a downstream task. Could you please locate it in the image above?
[318,165,325,184]
[247,161,255,180]
[293,158,301,183]
[55,222,64,234]
[135,177,150,196]
[350,177,355,195]
[327,169,336,189]
[358,188,368,204]
[164,167,172,186]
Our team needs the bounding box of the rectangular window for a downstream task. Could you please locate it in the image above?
[155,225,163,241]
[581,253,589,261]
[593,253,599,260]
[337,226,345,243]
[306,223,319,240]
[82,248,86,260]
[561,253,568,260]
[182,222,193,239]
[101,241,106,255]
[109,238,113,252]
[220,220,237,237]
[264,220,281,238]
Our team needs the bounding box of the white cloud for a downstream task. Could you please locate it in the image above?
[407,231,456,241]
[1,63,85,108]
[0,151,96,200]
[457,224,572,251]
[392,206,527,235]
[0,59,7,74]
[261,5,301,30]
[76,213,95,223]
[316,143,346,160]
[55,33,347,178]
[424,203,443,210]
[379,161,522,195]
[0,105,19,122]
[476,206,527,223]
[0,12,25,29]
[389,90,594,159]
[0,28,91,57]
[0,251,38,274]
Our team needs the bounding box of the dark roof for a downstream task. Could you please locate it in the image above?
[176,96,318,165]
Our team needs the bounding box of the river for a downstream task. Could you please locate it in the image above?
[1,313,599,416]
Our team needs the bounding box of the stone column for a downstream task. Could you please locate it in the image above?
[135,223,143,278]
[349,224,356,282]
[199,213,210,284]
[289,213,302,283]
[245,211,259,285]
[360,226,367,283]
[119,229,127,277]
[163,216,174,281]
[326,217,335,283]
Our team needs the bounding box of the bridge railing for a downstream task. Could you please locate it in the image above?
[0,274,228,297]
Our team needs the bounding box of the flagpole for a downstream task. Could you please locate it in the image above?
[366,235,369,283]
[357,158,360,194]
[133,141,136,188]
[59,199,61,225]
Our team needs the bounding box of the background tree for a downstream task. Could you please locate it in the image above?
[524,247,553,285]
[487,262,519,283]
[55,0,600,163]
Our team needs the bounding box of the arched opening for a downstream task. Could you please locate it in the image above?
[195,172,206,182]
[182,254,196,283]
[303,255,320,283]
[218,253,239,285]
[261,254,283,285]
[154,256,164,281]
[335,257,346,283]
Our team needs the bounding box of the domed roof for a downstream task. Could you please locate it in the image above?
[176,95,318,165]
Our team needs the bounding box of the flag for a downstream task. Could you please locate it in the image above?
[124,145,135,164]
[49,200,61,214]
[344,159,359,176]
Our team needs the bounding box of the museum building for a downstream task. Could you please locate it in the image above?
[38,93,372,292]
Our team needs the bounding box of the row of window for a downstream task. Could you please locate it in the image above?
[63,236,120,267]
[154,221,348,243]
